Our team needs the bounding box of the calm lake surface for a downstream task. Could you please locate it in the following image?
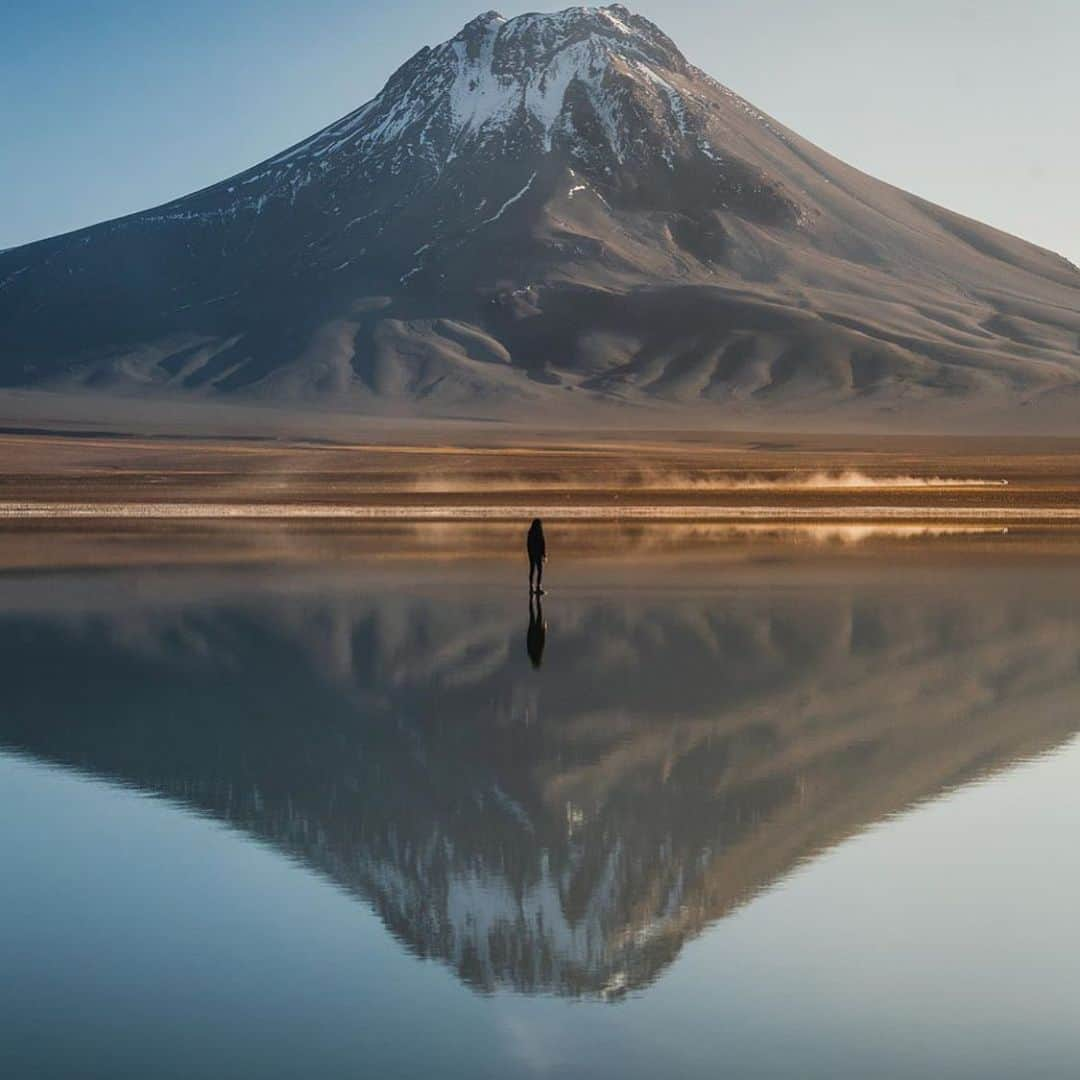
[2,555,1079,1078]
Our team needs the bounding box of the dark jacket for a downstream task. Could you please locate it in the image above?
[527,519,546,564]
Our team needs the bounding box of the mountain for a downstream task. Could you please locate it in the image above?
[1,5,1079,423]
[3,568,1079,996]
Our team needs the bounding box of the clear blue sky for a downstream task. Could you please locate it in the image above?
[4,1,1078,262]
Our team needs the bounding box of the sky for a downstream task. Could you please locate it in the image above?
[3,0,1078,263]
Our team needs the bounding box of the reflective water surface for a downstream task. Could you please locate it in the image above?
[2,558,1079,1078]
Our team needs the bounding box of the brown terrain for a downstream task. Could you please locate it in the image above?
[6,422,1080,569]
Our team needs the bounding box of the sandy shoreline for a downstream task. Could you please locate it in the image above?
[1,501,1076,523]
[6,429,1080,569]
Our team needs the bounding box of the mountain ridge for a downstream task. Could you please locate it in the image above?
[1,4,1078,423]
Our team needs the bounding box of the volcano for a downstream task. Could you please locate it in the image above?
[1,5,1078,423]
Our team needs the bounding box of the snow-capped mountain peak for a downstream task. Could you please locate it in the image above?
[3,4,1078,418]
[277,4,698,170]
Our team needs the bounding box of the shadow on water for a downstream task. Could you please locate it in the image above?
[1,564,1079,998]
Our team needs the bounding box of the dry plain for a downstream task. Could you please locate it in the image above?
[6,424,1080,569]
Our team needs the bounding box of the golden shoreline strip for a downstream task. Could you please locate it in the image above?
[0,502,1077,522]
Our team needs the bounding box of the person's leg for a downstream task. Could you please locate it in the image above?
[536,559,543,593]
[529,560,536,592]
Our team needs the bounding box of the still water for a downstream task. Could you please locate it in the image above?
[2,557,1079,1078]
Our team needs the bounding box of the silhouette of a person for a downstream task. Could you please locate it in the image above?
[527,518,547,594]
[527,593,546,669]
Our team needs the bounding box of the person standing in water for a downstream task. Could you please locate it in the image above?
[527,518,546,594]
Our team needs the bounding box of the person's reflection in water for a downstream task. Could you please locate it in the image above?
[526,593,547,669]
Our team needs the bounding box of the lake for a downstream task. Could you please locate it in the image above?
[2,550,1079,1078]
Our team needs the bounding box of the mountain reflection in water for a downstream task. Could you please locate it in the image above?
[1,564,1078,1000]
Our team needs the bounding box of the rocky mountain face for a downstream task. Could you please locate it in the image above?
[1,5,1078,420]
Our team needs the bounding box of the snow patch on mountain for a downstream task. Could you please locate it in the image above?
[481,170,537,224]
[634,60,689,136]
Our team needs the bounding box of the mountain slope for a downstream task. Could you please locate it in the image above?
[1,5,1078,421]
